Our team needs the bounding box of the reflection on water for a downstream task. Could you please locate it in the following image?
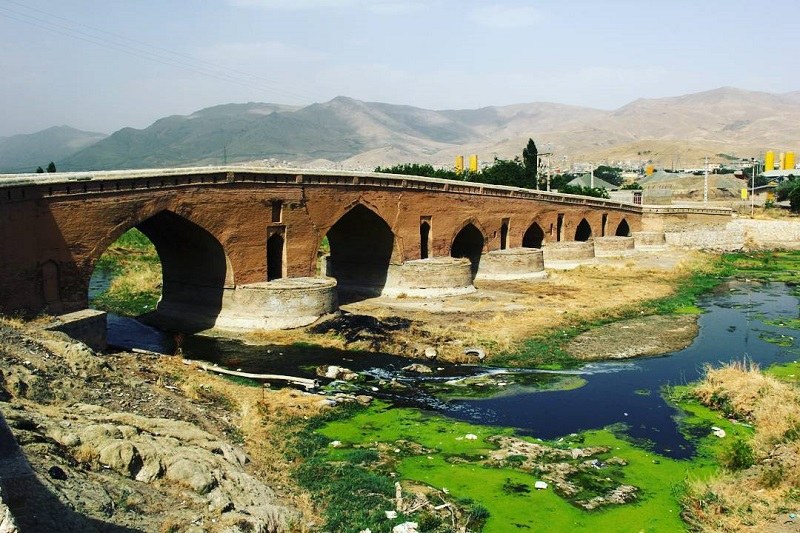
[107,281,800,459]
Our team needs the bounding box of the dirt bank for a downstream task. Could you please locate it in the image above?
[565,314,699,360]
[246,248,709,362]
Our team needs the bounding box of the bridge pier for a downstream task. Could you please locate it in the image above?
[594,236,636,257]
[153,278,337,332]
[632,231,668,250]
[382,257,476,297]
[475,248,547,281]
[542,241,596,269]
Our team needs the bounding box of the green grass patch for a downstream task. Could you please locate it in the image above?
[90,228,162,316]
[765,360,800,383]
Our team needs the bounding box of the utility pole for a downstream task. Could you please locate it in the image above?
[703,156,709,204]
[751,158,756,217]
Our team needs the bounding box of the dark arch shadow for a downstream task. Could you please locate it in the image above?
[267,232,284,281]
[325,204,395,302]
[575,219,593,242]
[451,223,485,279]
[522,222,545,248]
[615,219,631,237]
[420,221,431,259]
[126,211,229,332]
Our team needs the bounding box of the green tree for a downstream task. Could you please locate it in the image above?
[374,163,460,180]
[477,157,528,188]
[46,161,56,173]
[522,138,538,189]
[559,184,610,199]
[593,165,623,186]
[35,166,44,173]
[621,182,643,190]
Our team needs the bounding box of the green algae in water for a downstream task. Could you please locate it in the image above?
[312,402,739,532]
[758,331,796,347]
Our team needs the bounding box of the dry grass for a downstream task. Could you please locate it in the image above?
[157,358,326,529]
[342,250,712,360]
[684,361,800,531]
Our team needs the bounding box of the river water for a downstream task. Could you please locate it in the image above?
[97,277,799,460]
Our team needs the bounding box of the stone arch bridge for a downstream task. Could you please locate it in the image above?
[0,167,726,334]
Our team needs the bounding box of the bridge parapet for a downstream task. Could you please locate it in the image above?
[1,167,642,212]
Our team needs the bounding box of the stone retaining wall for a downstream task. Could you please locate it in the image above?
[666,219,800,251]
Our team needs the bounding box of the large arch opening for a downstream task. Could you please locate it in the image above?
[88,211,229,332]
[325,204,395,301]
[615,219,631,237]
[575,219,593,242]
[451,223,485,279]
[522,222,545,248]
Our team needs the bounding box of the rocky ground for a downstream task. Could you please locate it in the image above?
[0,319,326,532]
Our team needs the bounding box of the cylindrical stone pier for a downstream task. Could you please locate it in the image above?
[542,241,596,269]
[383,257,476,297]
[158,277,339,331]
[475,248,547,281]
[633,231,667,250]
[594,236,636,257]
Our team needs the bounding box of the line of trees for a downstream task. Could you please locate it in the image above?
[376,139,543,190]
[35,162,57,173]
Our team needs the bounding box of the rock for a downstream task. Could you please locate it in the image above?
[165,456,217,494]
[317,365,360,381]
[424,347,437,359]
[47,465,68,480]
[464,347,486,360]
[206,487,234,513]
[0,492,18,533]
[711,426,726,438]
[402,363,433,374]
[571,448,584,459]
[393,522,419,533]
[534,481,548,490]
[132,440,164,483]
[98,440,141,477]
[355,395,373,405]
[464,434,478,440]
[329,440,342,448]
[385,510,398,519]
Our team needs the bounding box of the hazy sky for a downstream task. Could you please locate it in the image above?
[1,0,798,136]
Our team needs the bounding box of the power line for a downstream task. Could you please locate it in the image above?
[0,1,319,103]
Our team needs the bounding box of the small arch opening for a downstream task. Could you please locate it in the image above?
[420,221,431,259]
[522,223,545,248]
[451,223,484,279]
[615,219,631,237]
[267,232,284,281]
[500,219,509,250]
[575,219,592,241]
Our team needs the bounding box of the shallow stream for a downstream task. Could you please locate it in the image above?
[99,278,800,460]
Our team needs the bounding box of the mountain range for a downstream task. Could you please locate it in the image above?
[2,87,799,174]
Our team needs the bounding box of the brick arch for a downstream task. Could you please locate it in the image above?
[450,218,487,279]
[88,209,233,331]
[323,203,397,298]
[574,218,593,241]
